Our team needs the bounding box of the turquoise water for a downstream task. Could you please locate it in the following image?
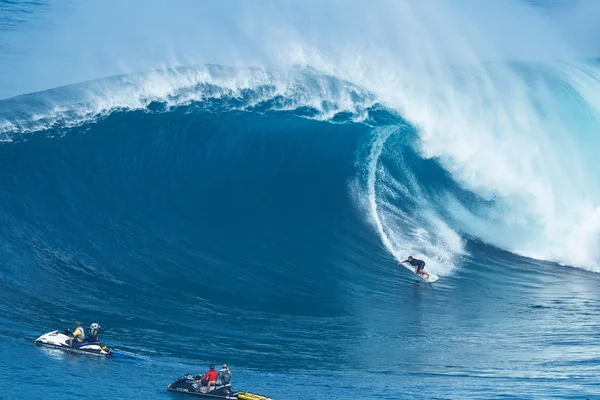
[1,1,600,399]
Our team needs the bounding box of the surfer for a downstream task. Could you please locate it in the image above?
[399,256,430,280]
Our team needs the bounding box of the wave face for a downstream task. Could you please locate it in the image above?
[2,62,600,271]
[1,64,600,399]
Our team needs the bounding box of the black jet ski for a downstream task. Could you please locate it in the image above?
[35,324,149,360]
[167,374,272,400]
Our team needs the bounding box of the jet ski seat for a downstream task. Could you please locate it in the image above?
[197,383,231,393]
[69,340,90,348]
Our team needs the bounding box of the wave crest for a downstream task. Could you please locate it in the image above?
[0,65,379,138]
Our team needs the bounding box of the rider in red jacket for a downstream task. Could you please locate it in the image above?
[199,364,219,393]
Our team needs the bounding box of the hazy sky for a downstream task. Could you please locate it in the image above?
[1,0,599,99]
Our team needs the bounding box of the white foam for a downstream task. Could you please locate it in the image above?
[275,1,600,272]
[0,66,378,137]
[355,127,466,276]
[397,63,600,272]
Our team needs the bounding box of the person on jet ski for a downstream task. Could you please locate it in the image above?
[86,323,103,342]
[199,364,219,393]
[218,364,232,385]
[68,322,85,347]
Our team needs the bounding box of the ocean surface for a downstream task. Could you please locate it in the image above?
[1,1,600,399]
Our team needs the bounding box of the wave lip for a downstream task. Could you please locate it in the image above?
[0,65,378,138]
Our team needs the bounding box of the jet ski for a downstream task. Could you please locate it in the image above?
[35,330,111,356]
[35,324,149,360]
[167,374,272,400]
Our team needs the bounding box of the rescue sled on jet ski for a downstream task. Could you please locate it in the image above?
[167,374,272,400]
[34,323,149,360]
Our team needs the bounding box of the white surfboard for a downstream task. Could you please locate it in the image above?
[419,272,439,284]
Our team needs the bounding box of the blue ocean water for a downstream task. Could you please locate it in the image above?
[1,1,600,400]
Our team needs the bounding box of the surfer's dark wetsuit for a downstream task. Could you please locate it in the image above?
[399,256,430,280]
[407,258,426,272]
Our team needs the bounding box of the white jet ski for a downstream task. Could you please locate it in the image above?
[35,325,149,360]
[35,329,110,356]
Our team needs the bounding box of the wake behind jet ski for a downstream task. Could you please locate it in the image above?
[167,365,272,400]
[35,322,149,360]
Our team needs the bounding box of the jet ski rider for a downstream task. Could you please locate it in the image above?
[219,364,232,385]
[199,364,219,393]
[68,322,85,347]
[87,323,103,342]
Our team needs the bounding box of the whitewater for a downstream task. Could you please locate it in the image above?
[1,1,600,399]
